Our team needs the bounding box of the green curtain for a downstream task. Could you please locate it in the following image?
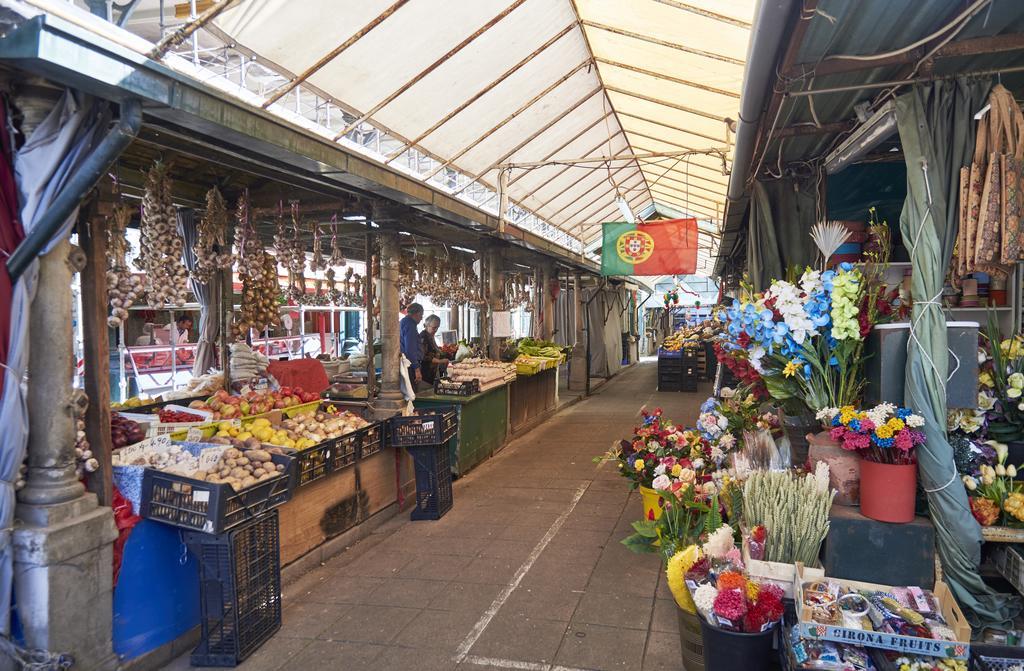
[745,178,818,291]
[897,77,1020,629]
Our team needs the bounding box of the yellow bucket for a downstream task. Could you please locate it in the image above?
[639,485,664,521]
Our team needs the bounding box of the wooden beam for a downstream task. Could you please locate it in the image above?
[507,111,616,187]
[174,0,213,18]
[615,109,728,146]
[774,120,855,138]
[580,20,744,66]
[651,0,751,29]
[423,59,593,180]
[605,86,728,123]
[452,85,603,196]
[263,0,411,107]
[620,127,728,155]
[594,57,740,98]
[783,33,1024,79]
[334,0,530,140]
[79,208,113,507]
[385,22,577,162]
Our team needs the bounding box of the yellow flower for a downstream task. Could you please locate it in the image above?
[875,425,894,439]
[634,459,645,471]
[671,463,683,477]
[887,418,905,432]
[979,371,995,388]
[783,360,800,378]
[746,580,760,602]
[666,545,701,613]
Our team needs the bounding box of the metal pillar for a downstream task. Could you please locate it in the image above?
[541,263,555,341]
[568,272,587,391]
[487,247,501,359]
[373,231,404,418]
[13,238,118,670]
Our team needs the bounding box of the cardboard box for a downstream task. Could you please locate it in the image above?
[741,537,824,599]
[793,564,971,660]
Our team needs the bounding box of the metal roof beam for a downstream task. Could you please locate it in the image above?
[511,130,625,204]
[594,57,739,99]
[632,145,730,182]
[507,111,616,186]
[605,86,728,123]
[639,168,727,199]
[423,58,593,180]
[385,21,577,162]
[569,190,648,235]
[556,171,646,224]
[262,0,410,107]
[616,109,728,146]
[580,20,743,66]
[452,85,604,196]
[646,184,723,211]
[652,0,751,28]
[334,0,529,140]
[621,128,728,156]
[649,189,720,218]
[535,159,635,214]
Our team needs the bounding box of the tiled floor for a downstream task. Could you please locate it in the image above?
[166,362,711,670]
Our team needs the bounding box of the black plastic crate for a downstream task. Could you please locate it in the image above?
[141,453,295,534]
[185,511,282,667]
[331,432,358,471]
[407,443,454,521]
[433,378,480,396]
[293,440,334,487]
[971,643,1024,671]
[356,422,384,460]
[388,407,459,447]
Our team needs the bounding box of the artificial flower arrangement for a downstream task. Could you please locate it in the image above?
[974,315,1024,444]
[958,439,1024,527]
[720,264,892,417]
[818,403,925,465]
[742,466,835,567]
[713,342,768,399]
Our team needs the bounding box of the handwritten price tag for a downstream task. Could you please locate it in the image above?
[186,427,204,443]
[198,446,227,472]
[115,442,146,465]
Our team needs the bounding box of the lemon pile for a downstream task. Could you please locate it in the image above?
[215,418,317,450]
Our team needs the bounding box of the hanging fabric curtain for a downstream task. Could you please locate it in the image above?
[0,99,24,398]
[745,178,818,292]
[896,77,1021,628]
[1,90,106,645]
[177,209,222,377]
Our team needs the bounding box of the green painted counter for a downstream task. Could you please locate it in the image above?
[414,384,509,476]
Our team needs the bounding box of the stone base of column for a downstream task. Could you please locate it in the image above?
[373,391,407,420]
[12,493,118,671]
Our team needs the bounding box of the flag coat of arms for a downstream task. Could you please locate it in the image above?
[600,218,699,276]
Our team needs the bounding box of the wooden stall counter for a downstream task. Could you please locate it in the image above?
[414,383,510,477]
[508,367,558,435]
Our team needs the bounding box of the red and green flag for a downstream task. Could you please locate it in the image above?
[600,218,698,276]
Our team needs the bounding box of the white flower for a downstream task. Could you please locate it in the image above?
[703,524,735,558]
[702,481,718,497]
[816,407,839,423]
[693,583,718,616]
[997,464,1007,477]
[720,387,736,399]
[800,269,823,296]
[1008,465,1018,478]
[813,461,831,494]
[989,441,1009,464]
[654,463,667,476]
[749,346,765,373]
[652,474,671,491]
[692,458,706,471]
[765,279,817,344]
[1010,388,1022,399]
[905,414,925,428]
[979,392,996,411]
[979,350,989,365]
[719,434,736,451]
[1010,372,1024,389]
[963,475,978,491]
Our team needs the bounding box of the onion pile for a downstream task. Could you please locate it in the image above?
[233,193,281,338]
[191,186,233,285]
[310,222,325,272]
[273,203,306,302]
[75,414,97,476]
[136,162,189,307]
[503,272,533,311]
[328,219,346,267]
[399,252,481,307]
[105,203,144,328]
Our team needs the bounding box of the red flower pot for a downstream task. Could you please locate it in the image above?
[859,459,917,523]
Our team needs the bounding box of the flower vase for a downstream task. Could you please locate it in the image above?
[859,459,917,523]
[783,413,817,468]
[639,485,664,522]
[807,431,860,505]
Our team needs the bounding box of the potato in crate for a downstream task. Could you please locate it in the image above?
[388,407,458,447]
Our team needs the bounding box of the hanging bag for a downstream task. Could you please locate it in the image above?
[973,85,1005,275]
[1000,87,1024,264]
[961,94,991,276]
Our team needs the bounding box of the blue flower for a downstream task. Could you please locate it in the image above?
[839,262,854,272]
[850,419,861,431]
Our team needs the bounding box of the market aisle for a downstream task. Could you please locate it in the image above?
[166,361,711,671]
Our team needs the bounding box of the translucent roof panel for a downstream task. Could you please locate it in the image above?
[212,0,753,276]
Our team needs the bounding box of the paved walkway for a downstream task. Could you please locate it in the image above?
[169,361,711,671]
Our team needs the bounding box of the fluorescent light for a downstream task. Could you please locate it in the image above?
[399,231,411,236]
[343,215,366,221]
[451,245,476,254]
[824,101,896,174]
[369,222,380,228]
[616,197,636,224]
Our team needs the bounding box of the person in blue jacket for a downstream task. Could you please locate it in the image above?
[400,303,425,385]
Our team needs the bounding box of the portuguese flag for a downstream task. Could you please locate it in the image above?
[600,218,698,276]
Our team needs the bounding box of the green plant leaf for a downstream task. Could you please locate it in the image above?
[631,520,659,538]
[621,533,657,554]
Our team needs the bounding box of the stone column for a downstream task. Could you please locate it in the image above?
[541,264,555,341]
[373,231,405,418]
[569,272,588,391]
[13,238,118,670]
[487,248,502,359]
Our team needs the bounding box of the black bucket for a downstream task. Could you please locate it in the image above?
[699,618,777,671]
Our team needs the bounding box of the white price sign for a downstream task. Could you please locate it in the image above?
[197,446,227,472]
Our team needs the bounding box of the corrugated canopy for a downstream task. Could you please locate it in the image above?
[210,0,752,275]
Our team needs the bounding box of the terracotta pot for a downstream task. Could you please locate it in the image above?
[807,431,860,505]
[859,460,917,523]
